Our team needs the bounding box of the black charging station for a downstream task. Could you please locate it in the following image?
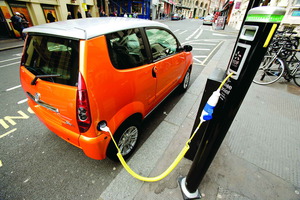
[179,5,286,200]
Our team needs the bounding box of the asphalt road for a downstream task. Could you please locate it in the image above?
[0,19,237,200]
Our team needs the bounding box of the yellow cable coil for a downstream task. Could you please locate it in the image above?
[108,72,234,182]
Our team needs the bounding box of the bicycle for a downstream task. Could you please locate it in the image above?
[253,45,286,85]
[282,48,300,87]
[253,48,300,86]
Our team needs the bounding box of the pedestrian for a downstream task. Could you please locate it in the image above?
[20,13,29,28]
[113,10,118,17]
[86,10,92,18]
[47,11,56,22]
[100,10,106,17]
[10,12,25,40]
[133,12,137,18]
[77,9,82,18]
[67,12,73,20]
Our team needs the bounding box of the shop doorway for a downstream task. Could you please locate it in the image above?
[0,6,11,38]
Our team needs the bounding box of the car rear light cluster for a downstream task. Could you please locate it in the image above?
[76,73,91,133]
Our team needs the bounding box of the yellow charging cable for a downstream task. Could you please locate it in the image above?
[101,72,234,182]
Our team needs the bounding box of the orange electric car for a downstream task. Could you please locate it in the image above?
[20,17,193,161]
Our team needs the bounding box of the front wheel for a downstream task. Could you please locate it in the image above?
[106,119,140,161]
[179,67,191,92]
[253,57,285,85]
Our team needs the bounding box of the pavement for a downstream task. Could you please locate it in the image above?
[0,38,24,51]
[1,26,300,200]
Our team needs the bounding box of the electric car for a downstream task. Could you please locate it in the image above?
[20,17,193,161]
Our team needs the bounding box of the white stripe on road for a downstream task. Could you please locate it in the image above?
[17,99,28,104]
[193,48,211,51]
[194,55,207,58]
[186,27,201,40]
[194,29,203,39]
[213,33,230,37]
[6,85,21,91]
[179,30,188,35]
[188,43,217,45]
[193,57,202,64]
[0,128,17,139]
[201,40,224,65]
[0,57,21,63]
[0,61,20,68]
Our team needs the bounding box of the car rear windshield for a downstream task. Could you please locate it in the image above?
[22,35,79,86]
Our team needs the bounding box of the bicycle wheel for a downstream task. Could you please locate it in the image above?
[293,65,300,87]
[253,57,285,85]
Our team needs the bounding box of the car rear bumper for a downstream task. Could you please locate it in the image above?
[28,99,108,160]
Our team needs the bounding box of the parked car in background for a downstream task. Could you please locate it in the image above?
[171,13,181,20]
[203,15,214,25]
[20,17,193,161]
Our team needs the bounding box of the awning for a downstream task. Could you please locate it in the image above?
[222,0,234,11]
[163,0,176,5]
[176,5,191,9]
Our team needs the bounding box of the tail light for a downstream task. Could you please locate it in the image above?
[76,73,91,133]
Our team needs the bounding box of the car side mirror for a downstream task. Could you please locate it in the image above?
[183,45,192,52]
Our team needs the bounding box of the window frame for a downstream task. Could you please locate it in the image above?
[105,28,151,70]
[22,34,79,86]
[144,27,182,62]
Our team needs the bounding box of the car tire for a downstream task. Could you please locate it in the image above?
[106,118,140,162]
[179,67,191,92]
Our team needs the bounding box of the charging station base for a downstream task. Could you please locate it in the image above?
[178,176,201,200]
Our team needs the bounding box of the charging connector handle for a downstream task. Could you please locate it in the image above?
[200,89,220,122]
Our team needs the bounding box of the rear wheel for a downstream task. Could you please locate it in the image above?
[106,119,140,161]
[253,57,285,85]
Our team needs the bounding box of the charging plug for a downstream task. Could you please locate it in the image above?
[200,89,221,122]
[97,121,110,132]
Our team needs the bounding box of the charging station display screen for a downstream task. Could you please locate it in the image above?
[244,29,256,37]
[239,25,258,41]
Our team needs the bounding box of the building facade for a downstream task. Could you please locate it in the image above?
[227,0,300,36]
[0,0,99,38]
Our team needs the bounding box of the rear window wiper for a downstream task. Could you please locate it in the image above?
[31,74,61,85]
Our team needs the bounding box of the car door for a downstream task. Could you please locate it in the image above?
[105,28,157,114]
[145,28,186,103]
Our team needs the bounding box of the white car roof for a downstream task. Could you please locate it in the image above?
[23,17,170,40]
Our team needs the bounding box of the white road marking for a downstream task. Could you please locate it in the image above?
[0,61,20,68]
[17,99,28,104]
[186,28,201,40]
[6,85,21,91]
[193,48,211,51]
[179,30,188,35]
[0,57,21,63]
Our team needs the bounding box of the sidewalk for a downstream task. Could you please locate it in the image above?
[0,38,24,51]
[99,29,300,199]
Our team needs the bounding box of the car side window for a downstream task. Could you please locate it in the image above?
[145,28,178,61]
[106,28,147,69]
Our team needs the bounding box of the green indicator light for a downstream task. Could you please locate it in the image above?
[246,14,284,22]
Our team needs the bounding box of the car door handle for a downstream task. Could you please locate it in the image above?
[152,66,157,78]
